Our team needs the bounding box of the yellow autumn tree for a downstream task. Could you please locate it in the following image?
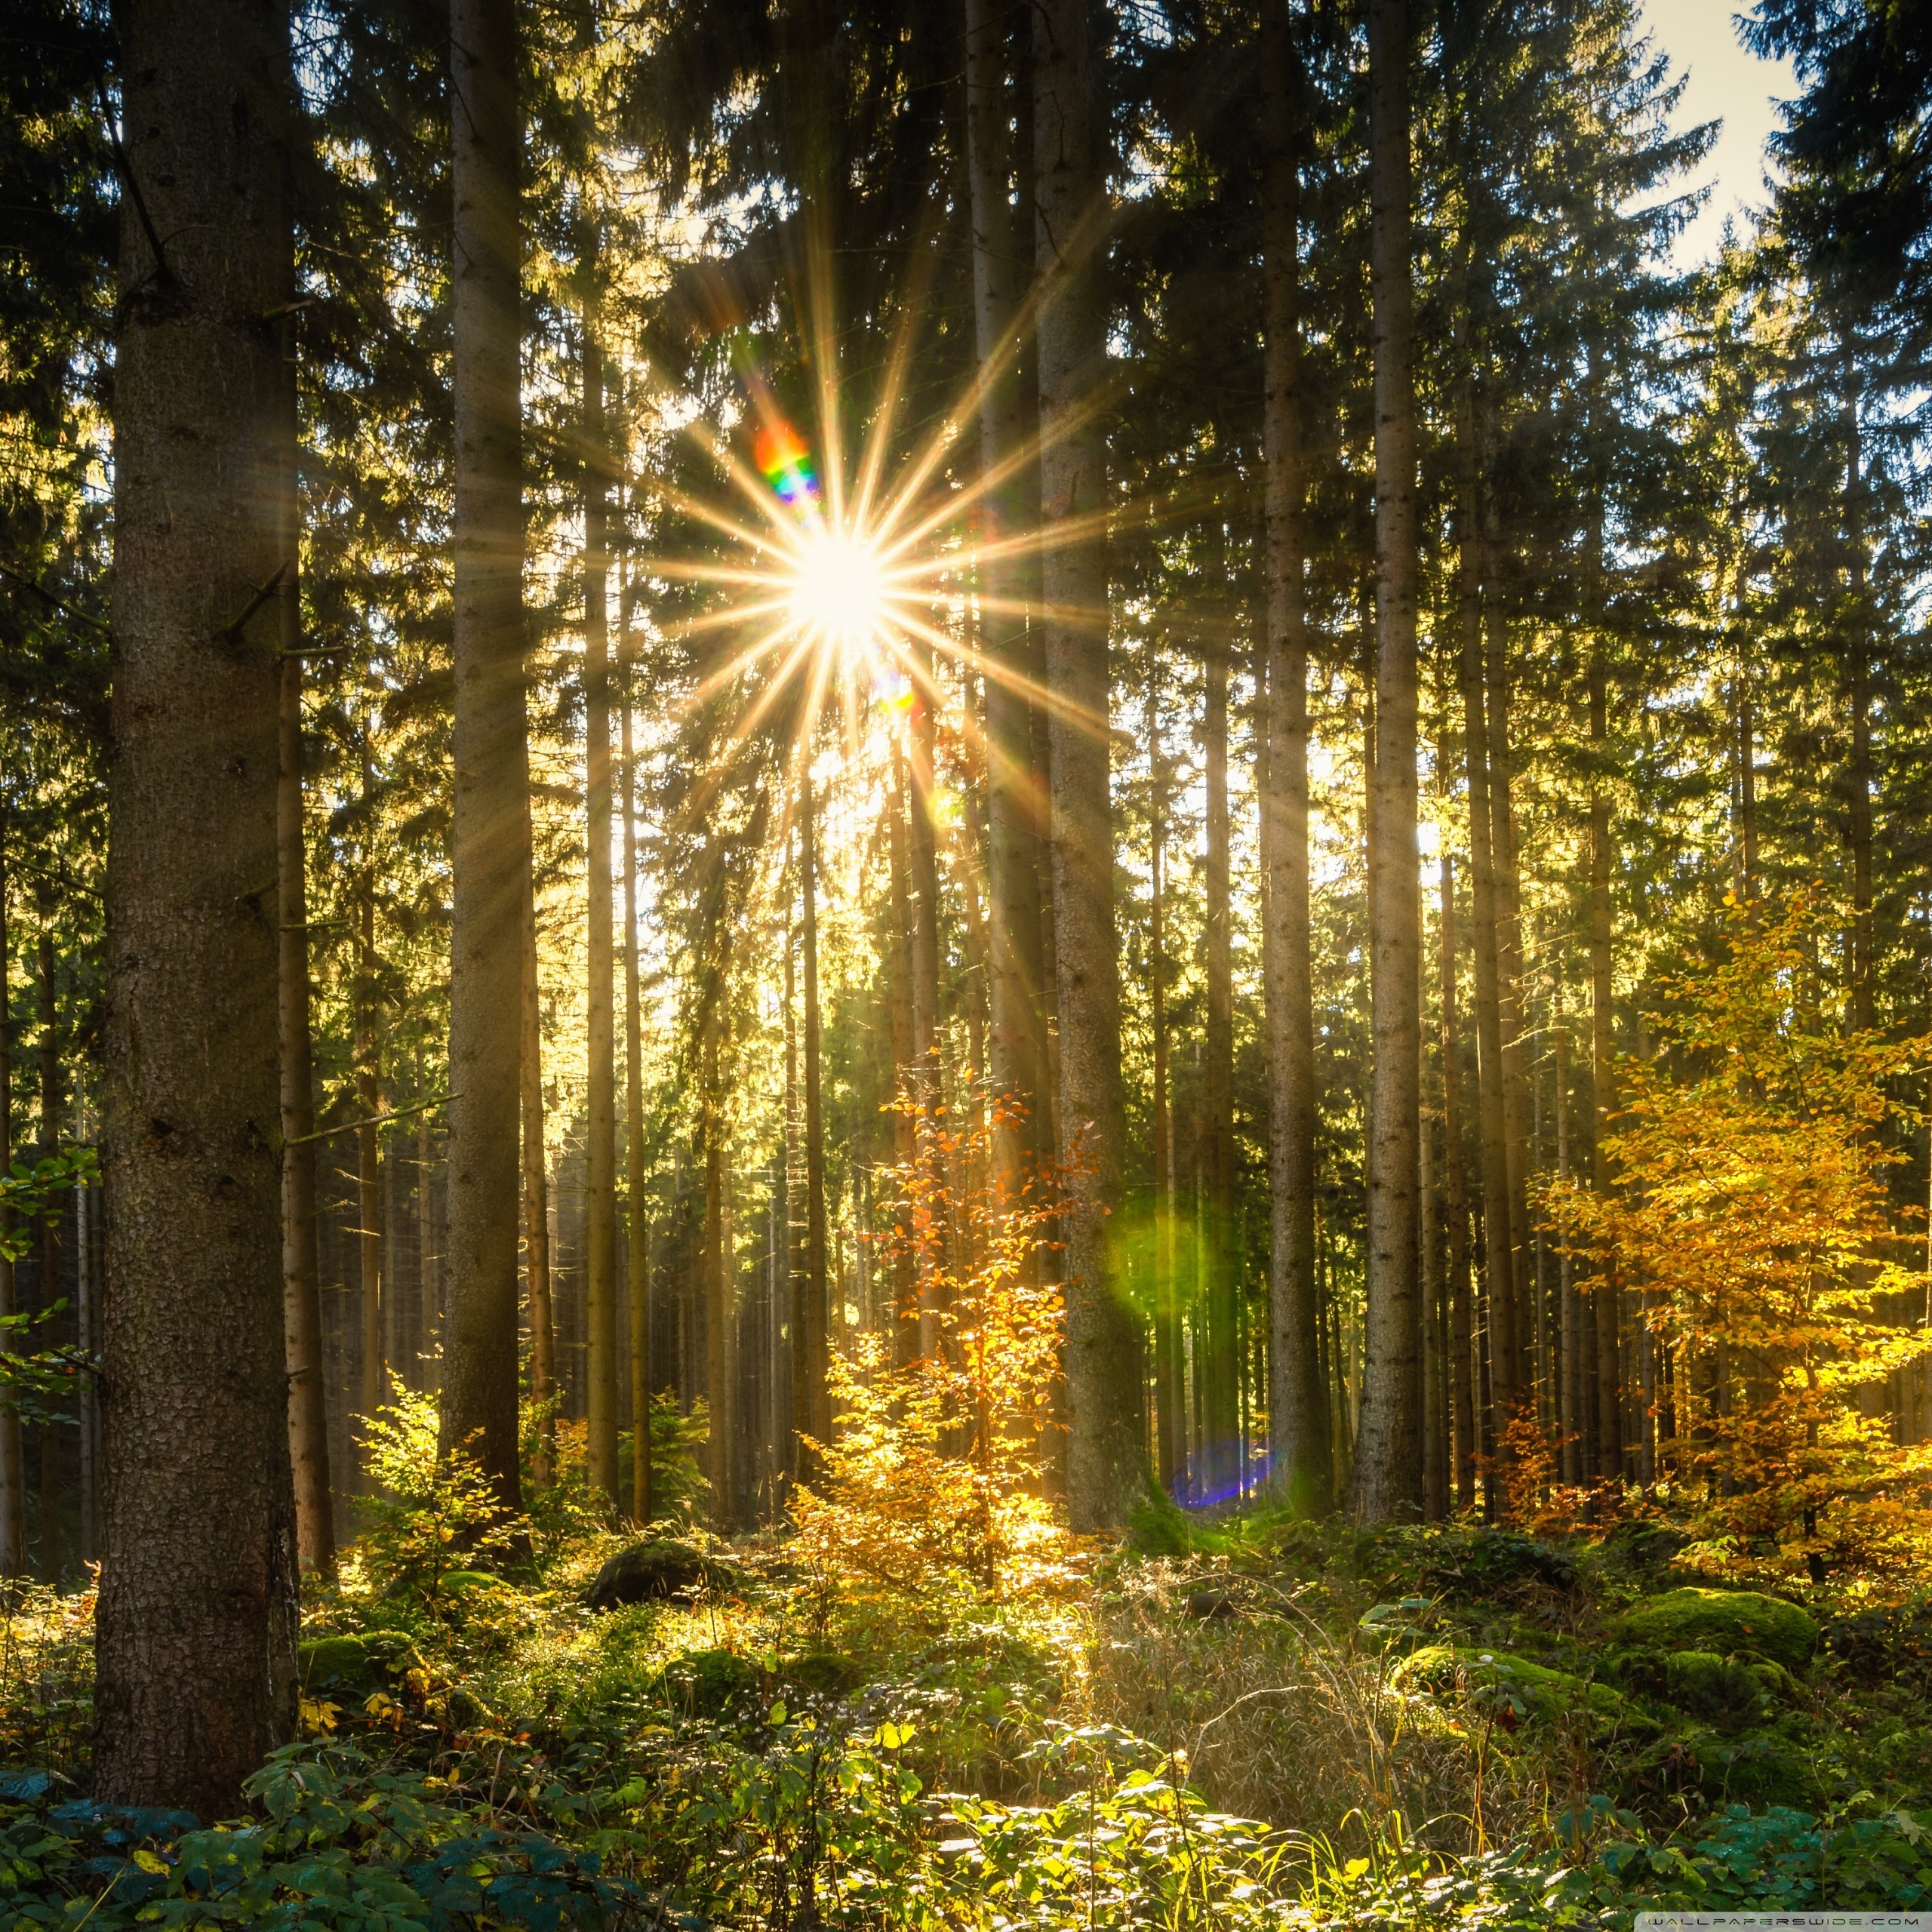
[791,1094,1075,1599]
[1546,894,1932,1580]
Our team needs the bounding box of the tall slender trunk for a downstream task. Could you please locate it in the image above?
[355,889,383,1443]
[1202,629,1238,1501]
[1456,396,1514,1460]
[97,0,300,1810]
[276,349,332,1567]
[581,287,618,1504]
[1588,654,1622,1484]
[886,751,918,1365]
[1352,0,1424,1522]
[1558,991,1581,1487]
[520,844,554,1483]
[1438,850,1475,1510]
[441,0,526,1509]
[416,1053,438,1388]
[0,829,21,1576]
[1148,667,1180,1495]
[1484,570,1534,1402]
[801,774,829,1444]
[783,864,803,1484]
[1261,11,1326,1516]
[1844,357,1873,1034]
[622,635,650,1523]
[1034,0,1142,1529]
[37,924,61,1578]
[703,985,732,1527]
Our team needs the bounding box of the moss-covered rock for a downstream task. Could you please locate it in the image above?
[649,1647,761,1718]
[1615,1587,1819,1670]
[1394,1644,1647,1740]
[1662,1650,1780,1732]
[297,1629,422,1696]
[586,1540,746,1612]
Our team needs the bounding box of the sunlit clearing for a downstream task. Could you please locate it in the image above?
[789,528,886,653]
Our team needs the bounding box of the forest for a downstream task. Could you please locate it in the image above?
[2,0,1931,1921]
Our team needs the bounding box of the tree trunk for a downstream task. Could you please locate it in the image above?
[1033,0,1142,1530]
[355,890,383,1445]
[0,829,21,1575]
[1202,629,1238,1502]
[964,0,1048,1184]
[1588,654,1623,1485]
[622,634,650,1524]
[886,749,917,1364]
[1484,570,1534,1404]
[1148,666,1181,1496]
[1844,355,1872,1033]
[97,0,300,1811]
[1438,850,1475,1511]
[801,774,829,1444]
[1457,385,1515,1439]
[38,923,62,1579]
[1352,0,1424,1523]
[581,289,619,1504]
[520,843,554,1484]
[441,0,525,1510]
[276,357,332,1568]
[1260,11,1327,1517]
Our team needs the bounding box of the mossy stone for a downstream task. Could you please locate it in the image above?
[298,1629,420,1695]
[1395,1644,1645,1739]
[780,1651,860,1700]
[1663,1650,1776,1732]
[1615,1587,1819,1670]
[650,1647,761,1718]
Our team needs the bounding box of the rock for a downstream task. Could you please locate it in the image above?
[1186,1587,1239,1620]
[1615,1587,1819,1671]
[1394,1644,1646,1740]
[1661,1649,1780,1733]
[297,1629,421,1695]
[586,1540,743,1612]
[649,1647,761,1717]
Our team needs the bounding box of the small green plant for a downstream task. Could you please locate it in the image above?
[354,1391,525,1614]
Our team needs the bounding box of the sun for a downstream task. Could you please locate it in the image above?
[786,526,887,654]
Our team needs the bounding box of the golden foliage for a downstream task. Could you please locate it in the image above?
[792,1094,1079,1598]
[1546,894,1932,1577]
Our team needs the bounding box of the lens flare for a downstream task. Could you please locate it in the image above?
[789,527,885,652]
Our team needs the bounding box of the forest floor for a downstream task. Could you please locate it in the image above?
[4,1497,1932,1928]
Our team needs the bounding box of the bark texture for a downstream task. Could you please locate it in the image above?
[964,0,1048,1181]
[97,0,300,1814]
[1034,0,1143,1529]
[1260,0,1327,1519]
[1352,0,1424,1522]
[582,299,619,1503]
[276,366,332,1571]
[441,0,525,1506]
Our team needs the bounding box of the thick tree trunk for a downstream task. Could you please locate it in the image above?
[97,0,300,1811]
[520,846,554,1484]
[582,297,619,1504]
[964,0,1048,1183]
[441,0,525,1509]
[276,392,332,1570]
[1352,0,1424,1523]
[1260,5,1327,1520]
[622,643,650,1523]
[1202,629,1238,1501]
[1034,0,1143,1530]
